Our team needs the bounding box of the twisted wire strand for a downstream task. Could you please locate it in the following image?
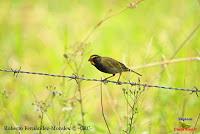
[0,68,199,94]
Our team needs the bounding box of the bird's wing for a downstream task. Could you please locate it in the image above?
[101,57,128,73]
[100,57,116,68]
[118,62,129,71]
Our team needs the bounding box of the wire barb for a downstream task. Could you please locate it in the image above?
[10,66,21,77]
[190,87,199,97]
[0,68,199,94]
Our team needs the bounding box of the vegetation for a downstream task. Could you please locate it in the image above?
[0,0,199,133]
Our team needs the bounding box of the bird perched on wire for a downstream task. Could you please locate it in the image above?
[88,54,142,82]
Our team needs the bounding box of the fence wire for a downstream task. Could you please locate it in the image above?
[0,68,199,96]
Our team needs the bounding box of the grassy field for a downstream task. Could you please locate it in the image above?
[0,0,200,134]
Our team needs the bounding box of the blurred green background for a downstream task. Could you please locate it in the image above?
[0,0,200,133]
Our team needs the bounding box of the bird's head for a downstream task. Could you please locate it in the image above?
[88,55,101,65]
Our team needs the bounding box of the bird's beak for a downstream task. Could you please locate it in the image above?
[88,58,95,65]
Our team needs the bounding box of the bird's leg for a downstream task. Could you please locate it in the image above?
[117,73,122,84]
[103,74,115,81]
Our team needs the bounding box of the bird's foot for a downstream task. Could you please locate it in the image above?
[117,80,122,85]
[102,78,108,84]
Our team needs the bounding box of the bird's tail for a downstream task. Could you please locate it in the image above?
[128,69,142,76]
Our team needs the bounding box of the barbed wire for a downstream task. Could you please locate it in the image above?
[0,68,199,96]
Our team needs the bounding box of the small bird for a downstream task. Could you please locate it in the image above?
[88,54,142,82]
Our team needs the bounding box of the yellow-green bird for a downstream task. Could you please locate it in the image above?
[88,55,142,82]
